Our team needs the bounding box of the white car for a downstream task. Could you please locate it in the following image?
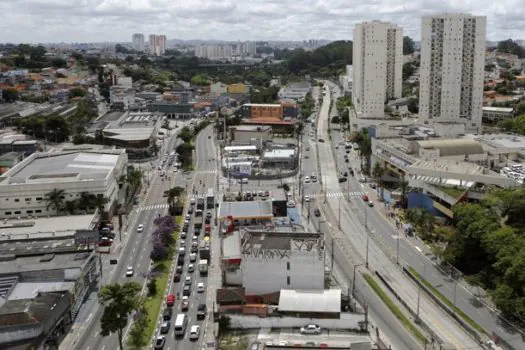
[188,264,195,273]
[126,266,134,277]
[189,325,200,340]
[189,253,197,262]
[137,224,144,233]
[286,201,296,208]
[197,282,205,293]
[304,195,310,202]
[206,211,212,218]
[304,176,310,183]
[300,324,321,335]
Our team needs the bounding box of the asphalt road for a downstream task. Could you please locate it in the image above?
[326,86,525,349]
[69,121,191,350]
[161,124,219,350]
[310,82,480,349]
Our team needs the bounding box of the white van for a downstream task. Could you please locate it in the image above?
[174,313,187,336]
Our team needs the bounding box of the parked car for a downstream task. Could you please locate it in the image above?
[300,324,322,335]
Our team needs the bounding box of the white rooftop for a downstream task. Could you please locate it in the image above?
[278,289,341,313]
[8,281,75,301]
[0,214,96,238]
[263,149,295,159]
[224,145,257,152]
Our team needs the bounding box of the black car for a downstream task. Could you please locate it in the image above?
[177,255,184,264]
[338,177,348,183]
[345,158,349,163]
[314,209,321,217]
[162,307,172,321]
[343,172,348,177]
[160,320,170,334]
[350,169,355,176]
[188,207,193,214]
[197,304,207,320]
[318,138,325,142]
[183,285,191,296]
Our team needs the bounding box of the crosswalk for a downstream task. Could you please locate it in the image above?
[307,191,366,198]
[139,203,169,211]
[198,170,218,174]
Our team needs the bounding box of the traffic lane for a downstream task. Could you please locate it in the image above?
[328,231,422,350]
[76,207,153,349]
[95,208,162,350]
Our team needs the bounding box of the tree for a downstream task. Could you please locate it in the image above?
[355,129,372,173]
[147,278,157,296]
[191,74,208,86]
[69,87,86,98]
[2,88,19,102]
[398,180,409,209]
[126,167,142,198]
[150,242,169,262]
[407,97,419,114]
[45,188,65,216]
[98,282,142,350]
[331,116,340,124]
[340,109,350,127]
[167,186,184,208]
[497,39,525,58]
[403,36,416,55]
[51,58,67,68]
[402,62,416,81]
[177,126,193,143]
[372,162,385,186]
[176,142,195,167]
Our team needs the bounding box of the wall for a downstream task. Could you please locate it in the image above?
[227,312,365,330]
[224,266,243,286]
[250,105,282,121]
[407,192,441,216]
[233,130,271,144]
[242,250,324,295]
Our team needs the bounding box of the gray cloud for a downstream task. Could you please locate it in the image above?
[0,0,522,43]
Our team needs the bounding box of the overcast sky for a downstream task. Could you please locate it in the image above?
[0,0,523,44]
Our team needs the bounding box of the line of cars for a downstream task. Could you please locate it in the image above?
[154,195,212,349]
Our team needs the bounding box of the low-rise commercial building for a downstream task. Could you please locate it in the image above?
[148,102,194,119]
[261,148,297,169]
[239,102,298,125]
[229,125,272,144]
[0,148,127,219]
[99,111,162,150]
[482,106,515,123]
[221,230,325,297]
[278,82,311,100]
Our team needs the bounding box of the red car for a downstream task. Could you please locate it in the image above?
[166,294,175,307]
[361,195,369,202]
[205,224,211,235]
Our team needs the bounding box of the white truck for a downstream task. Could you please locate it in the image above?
[199,259,208,276]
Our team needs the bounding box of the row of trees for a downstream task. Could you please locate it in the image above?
[438,188,525,321]
[175,121,210,168]
[45,188,107,216]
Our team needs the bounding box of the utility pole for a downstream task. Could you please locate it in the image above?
[365,205,369,268]
[331,237,334,271]
[396,233,400,265]
[416,264,426,324]
[338,196,341,229]
[307,200,311,224]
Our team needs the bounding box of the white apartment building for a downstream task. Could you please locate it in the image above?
[352,21,403,119]
[132,33,145,51]
[149,34,166,56]
[0,149,128,219]
[194,44,233,60]
[221,230,325,296]
[234,41,257,56]
[419,13,486,134]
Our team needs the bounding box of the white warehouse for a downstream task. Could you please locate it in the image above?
[221,230,325,296]
[0,148,128,219]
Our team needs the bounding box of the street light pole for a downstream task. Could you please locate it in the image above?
[416,264,426,324]
[338,197,341,229]
[365,205,369,268]
[396,233,400,265]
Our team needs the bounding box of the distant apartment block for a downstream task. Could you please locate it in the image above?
[419,13,486,134]
[352,20,403,119]
[194,41,256,59]
[149,34,166,56]
[132,33,145,51]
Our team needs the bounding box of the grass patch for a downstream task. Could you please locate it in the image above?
[407,267,486,335]
[363,273,427,344]
[434,185,466,199]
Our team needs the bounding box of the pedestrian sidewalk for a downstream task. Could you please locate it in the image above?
[202,224,221,349]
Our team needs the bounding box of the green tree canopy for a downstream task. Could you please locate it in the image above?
[497,39,525,58]
[403,36,416,55]
[191,74,209,86]
[99,282,142,350]
[2,88,19,102]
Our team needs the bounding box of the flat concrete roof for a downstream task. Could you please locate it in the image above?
[7,152,119,183]
[0,251,93,275]
[103,127,156,141]
[242,231,321,251]
[221,230,241,259]
[218,201,273,220]
[279,289,341,313]
[224,145,257,152]
[9,281,75,301]
[482,106,514,113]
[233,125,271,131]
[0,214,96,238]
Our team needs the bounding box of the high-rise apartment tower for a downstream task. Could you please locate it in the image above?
[419,13,486,133]
[352,21,403,119]
[132,33,144,51]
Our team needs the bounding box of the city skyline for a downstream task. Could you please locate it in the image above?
[0,0,523,43]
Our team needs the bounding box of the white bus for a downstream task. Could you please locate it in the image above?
[174,313,187,336]
[206,188,215,209]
